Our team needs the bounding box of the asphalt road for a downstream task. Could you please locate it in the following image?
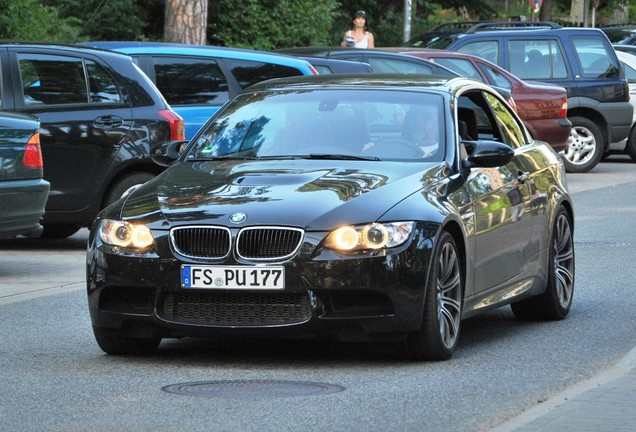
[1,156,635,432]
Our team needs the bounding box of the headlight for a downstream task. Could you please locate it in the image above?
[99,219,155,250]
[324,222,414,252]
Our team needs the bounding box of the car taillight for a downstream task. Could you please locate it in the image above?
[309,65,319,75]
[559,99,568,119]
[23,132,44,168]
[159,109,185,140]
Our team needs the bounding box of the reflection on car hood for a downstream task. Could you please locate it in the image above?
[121,159,447,230]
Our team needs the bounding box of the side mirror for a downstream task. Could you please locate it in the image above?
[151,140,188,167]
[463,140,514,168]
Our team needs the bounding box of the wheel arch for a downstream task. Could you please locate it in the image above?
[100,162,163,208]
[567,106,609,147]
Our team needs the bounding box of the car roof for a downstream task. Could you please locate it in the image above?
[404,21,607,48]
[79,41,315,68]
[245,73,477,94]
[0,41,133,60]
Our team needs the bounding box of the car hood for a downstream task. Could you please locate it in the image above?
[118,159,447,230]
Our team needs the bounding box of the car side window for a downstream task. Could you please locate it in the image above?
[456,41,499,65]
[622,60,636,82]
[457,90,507,144]
[152,56,230,105]
[18,53,88,106]
[434,58,484,82]
[225,59,304,89]
[571,36,620,78]
[508,40,568,80]
[85,60,122,103]
[478,63,512,89]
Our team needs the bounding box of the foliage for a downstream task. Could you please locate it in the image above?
[209,0,339,50]
[43,0,148,42]
[0,0,80,42]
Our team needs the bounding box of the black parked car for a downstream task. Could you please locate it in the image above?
[0,43,185,238]
[405,21,634,173]
[87,75,575,360]
[0,112,49,239]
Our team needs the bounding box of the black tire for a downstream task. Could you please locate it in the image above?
[562,116,604,173]
[625,125,636,162]
[511,207,575,321]
[41,224,81,239]
[400,231,463,361]
[103,172,155,207]
[93,326,161,355]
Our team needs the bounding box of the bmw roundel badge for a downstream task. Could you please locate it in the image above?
[229,212,247,224]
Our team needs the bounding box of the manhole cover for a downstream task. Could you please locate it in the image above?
[161,380,345,399]
[575,241,631,248]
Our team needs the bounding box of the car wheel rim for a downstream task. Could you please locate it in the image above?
[564,127,596,165]
[437,242,462,349]
[553,213,574,309]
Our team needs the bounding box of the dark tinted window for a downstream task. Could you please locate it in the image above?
[152,56,230,105]
[86,60,122,103]
[18,54,88,105]
[225,59,303,89]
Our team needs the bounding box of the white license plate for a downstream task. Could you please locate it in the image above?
[181,265,285,289]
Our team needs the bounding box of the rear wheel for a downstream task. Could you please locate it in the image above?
[511,206,574,321]
[562,116,604,173]
[103,172,155,207]
[93,326,161,355]
[400,231,463,361]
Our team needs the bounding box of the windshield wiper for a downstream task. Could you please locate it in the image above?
[302,153,380,161]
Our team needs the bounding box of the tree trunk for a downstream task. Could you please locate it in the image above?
[164,0,208,44]
[539,0,553,21]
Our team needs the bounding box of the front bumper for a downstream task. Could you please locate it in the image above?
[86,224,437,342]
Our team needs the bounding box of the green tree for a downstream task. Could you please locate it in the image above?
[43,0,148,41]
[209,0,339,49]
[0,0,79,42]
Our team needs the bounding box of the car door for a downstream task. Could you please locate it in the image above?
[458,89,534,293]
[7,47,133,214]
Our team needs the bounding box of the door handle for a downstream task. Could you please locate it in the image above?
[94,115,123,128]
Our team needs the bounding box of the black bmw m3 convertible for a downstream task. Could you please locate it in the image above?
[86,74,575,360]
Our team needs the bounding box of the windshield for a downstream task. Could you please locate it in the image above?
[186,89,446,162]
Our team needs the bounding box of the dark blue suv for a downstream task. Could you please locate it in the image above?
[406,21,633,173]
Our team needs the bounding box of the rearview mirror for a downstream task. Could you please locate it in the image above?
[463,140,514,168]
[151,140,188,166]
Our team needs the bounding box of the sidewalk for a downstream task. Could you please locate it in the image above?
[490,346,636,431]
[0,229,87,305]
[490,159,636,431]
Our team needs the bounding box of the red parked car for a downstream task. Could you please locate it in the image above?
[382,48,571,153]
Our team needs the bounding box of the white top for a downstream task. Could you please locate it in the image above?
[345,30,369,49]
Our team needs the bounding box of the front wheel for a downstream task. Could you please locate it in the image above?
[511,206,574,321]
[400,231,463,361]
[93,326,161,355]
[562,116,604,173]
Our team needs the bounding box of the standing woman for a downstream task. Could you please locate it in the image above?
[341,10,375,49]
